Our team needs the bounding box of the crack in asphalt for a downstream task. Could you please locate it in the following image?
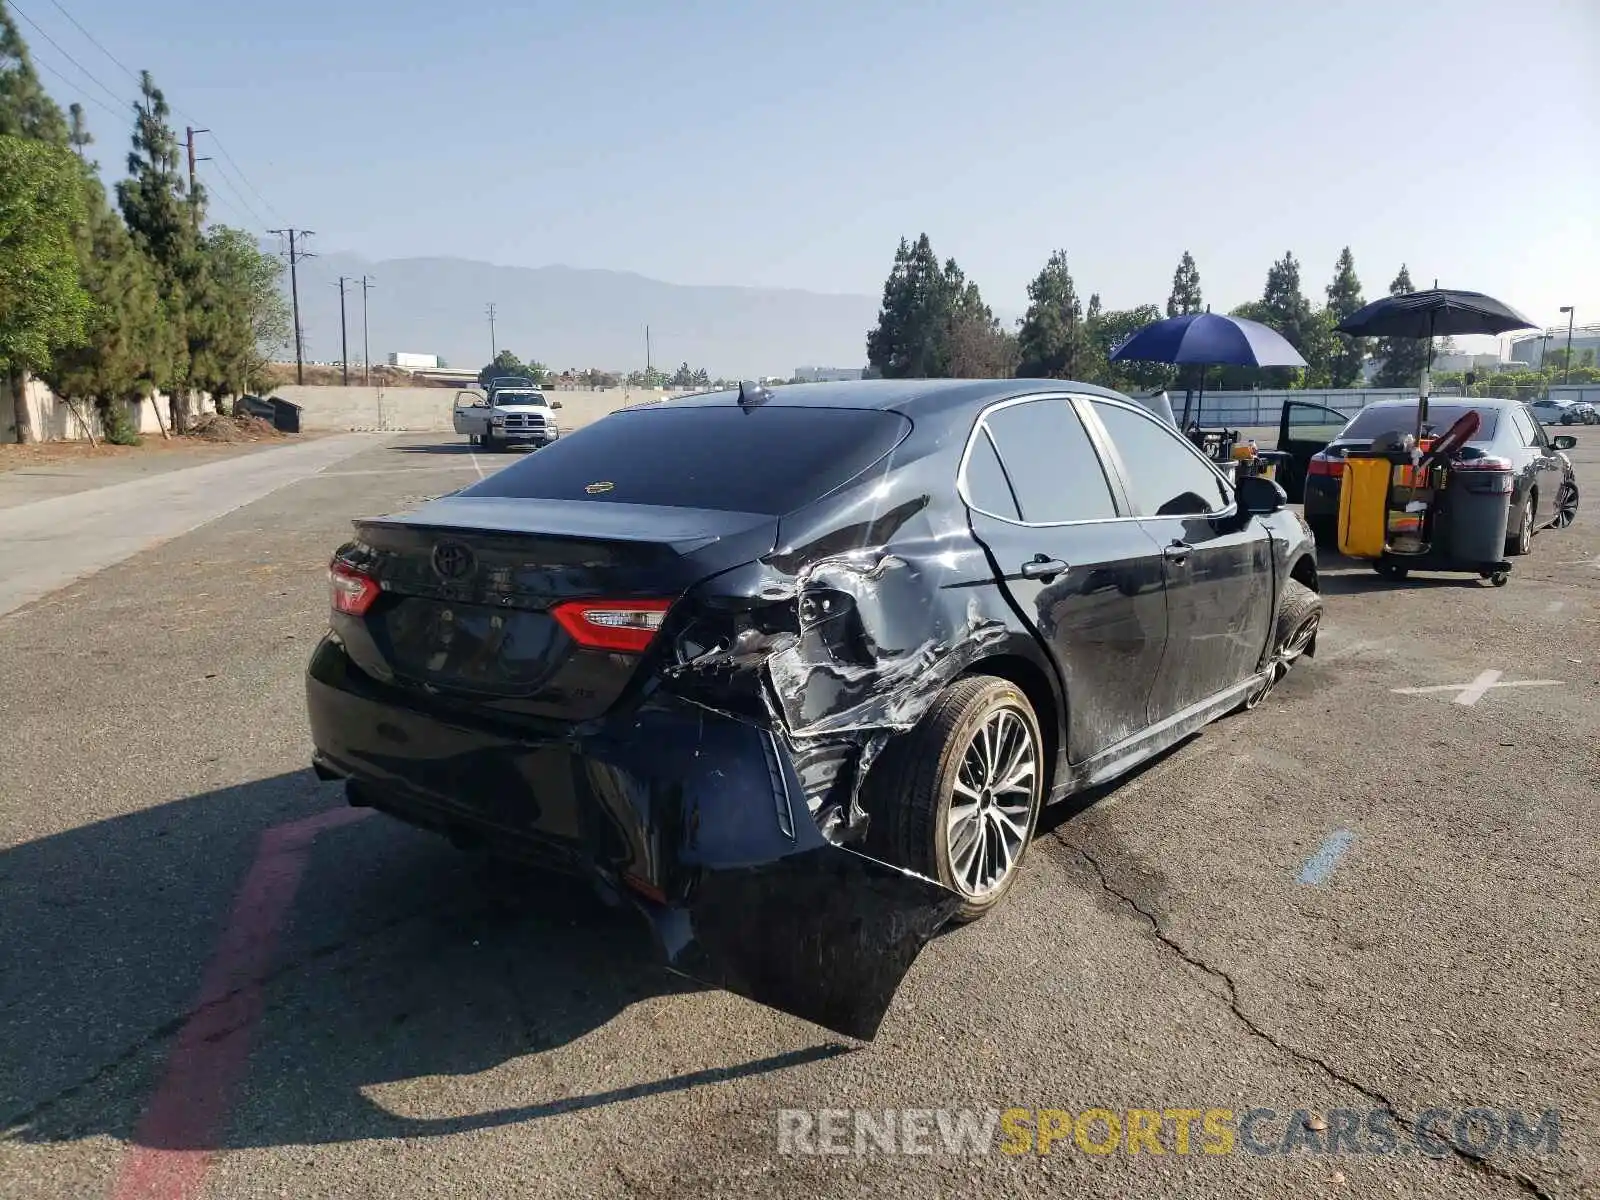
[0,899,482,1139]
[1061,837,1560,1200]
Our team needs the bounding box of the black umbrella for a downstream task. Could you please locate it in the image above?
[1335,288,1537,434]
[1334,288,1536,340]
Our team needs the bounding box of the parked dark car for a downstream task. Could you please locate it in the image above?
[1290,397,1580,550]
[305,380,1323,1038]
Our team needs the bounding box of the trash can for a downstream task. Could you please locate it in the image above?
[1440,457,1513,564]
[266,396,302,434]
[1337,452,1392,558]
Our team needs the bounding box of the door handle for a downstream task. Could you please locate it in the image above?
[1162,540,1193,564]
[1020,555,1069,582]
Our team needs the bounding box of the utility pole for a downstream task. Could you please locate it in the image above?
[269,228,315,384]
[1559,306,1576,386]
[334,277,351,386]
[645,324,652,379]
[487,303,497,360]
[185,127,210,230]
[360,275,375,386]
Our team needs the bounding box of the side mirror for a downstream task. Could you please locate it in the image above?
[1551,434,1577,451]
[1236,473,1288,515]
[551,399,563,409]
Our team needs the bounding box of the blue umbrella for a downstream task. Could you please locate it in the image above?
[1110,311,1307,427]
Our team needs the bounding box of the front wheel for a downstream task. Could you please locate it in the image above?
[865,676,1044,923]
[1552,483,1579,529]
[1243,579,1323,709]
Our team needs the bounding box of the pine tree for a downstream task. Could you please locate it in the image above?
[1165,251,1203,318]
[0,4,69,144]
[1324,247,1366,388]
[1373,265,1430,389]
[1016,250,1089,379]
[866,234,954,378]
[117,72,202,426]
[66,101,92,162]
[1260,251,1325,387]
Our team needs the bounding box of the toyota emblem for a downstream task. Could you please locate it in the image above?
[431,541,475,580]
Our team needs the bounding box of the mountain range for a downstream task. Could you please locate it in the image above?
[273,250,889,378]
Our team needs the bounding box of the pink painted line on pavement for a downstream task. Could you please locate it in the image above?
[109,805,375,1200]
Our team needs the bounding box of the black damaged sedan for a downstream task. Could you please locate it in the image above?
[307,380,1322,1038]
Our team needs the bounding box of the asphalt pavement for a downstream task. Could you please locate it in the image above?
[0,430,1595,1200]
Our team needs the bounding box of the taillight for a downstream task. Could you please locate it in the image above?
[1307,452,1344,478]
[551,598,673,654]
[329,562,381,616]
[1450,456,1514,493]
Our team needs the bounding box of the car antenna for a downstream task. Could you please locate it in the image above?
[737,379,775,410]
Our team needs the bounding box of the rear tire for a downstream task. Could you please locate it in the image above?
[864,676,1044,924]
[1506,494,1533,556]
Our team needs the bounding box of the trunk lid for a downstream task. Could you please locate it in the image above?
[343,496,778,719]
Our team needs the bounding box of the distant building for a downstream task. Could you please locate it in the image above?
[388,352,441,370]
[1508,325,1600,369]
[793,366,864,383]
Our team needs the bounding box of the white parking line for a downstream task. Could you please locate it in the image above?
[1548,601,1566,614]
[1391,670,1565,706]
[469,452,485,480]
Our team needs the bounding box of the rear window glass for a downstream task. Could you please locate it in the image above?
[1342,404,1499,440]
[462,404,911,514]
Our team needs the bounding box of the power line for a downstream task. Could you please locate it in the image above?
[202,161,269,231]
[26,0,288,228]
[28,53,123,123]
[42,0,139,84]
[205,134,285,225]
[6,0,128,112]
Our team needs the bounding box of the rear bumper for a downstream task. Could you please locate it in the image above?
[1303,474,1341,521]
[305,635,959,1038]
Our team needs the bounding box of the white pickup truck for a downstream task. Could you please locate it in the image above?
[451,387,564,451]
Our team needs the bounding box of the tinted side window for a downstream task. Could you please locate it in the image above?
[981,398,1117,523]
[1509,409,1538,447]
[1518,408,1549,448]
[1091,401,1229,517]
[962,426,1021,520]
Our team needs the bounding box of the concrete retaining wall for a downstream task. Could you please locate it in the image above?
[1,376,183,443]
[274,385,703,434]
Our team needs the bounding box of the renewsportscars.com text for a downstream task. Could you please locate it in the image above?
[776,1107,1562,1158]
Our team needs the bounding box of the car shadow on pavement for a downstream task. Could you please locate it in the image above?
[0,771,849,1151]
[390,443,478,455]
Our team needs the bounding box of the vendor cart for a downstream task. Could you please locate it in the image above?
[1334,411,1514,586]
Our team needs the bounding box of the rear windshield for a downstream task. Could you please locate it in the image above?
[1341,404,1499,440]
[461,404,912,514]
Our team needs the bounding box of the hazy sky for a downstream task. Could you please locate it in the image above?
[17,0,1600,343]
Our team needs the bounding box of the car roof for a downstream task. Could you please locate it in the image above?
[645,378,1139,421]
[1357,396,1519,412]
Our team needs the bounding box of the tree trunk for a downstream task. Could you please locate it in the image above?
[7,367,35,444]
[168,391,189,436]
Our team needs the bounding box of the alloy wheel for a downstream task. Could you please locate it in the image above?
[1553,484,1579,529]
[945,707,1039,898]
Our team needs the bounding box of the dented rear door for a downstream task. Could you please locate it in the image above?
[962,397,1169,764]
